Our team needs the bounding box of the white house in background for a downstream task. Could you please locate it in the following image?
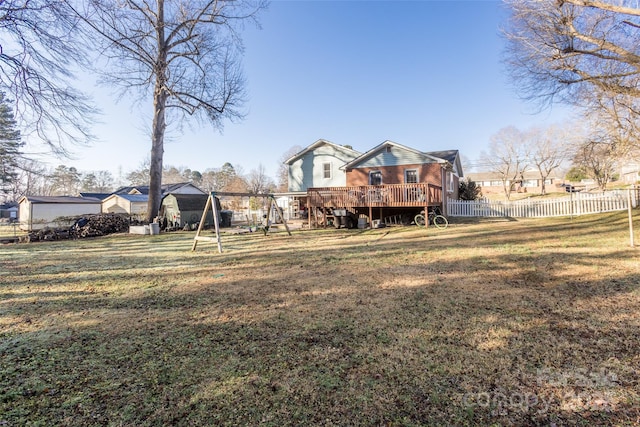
[18,196,102,231]
[285,139,362,192]
[620,162,640,184]
[467,171,562,195]
[102,194,148,220]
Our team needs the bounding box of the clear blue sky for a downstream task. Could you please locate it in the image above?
[35,0,573,182]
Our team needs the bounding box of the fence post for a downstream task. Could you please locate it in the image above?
[628,189,635,248]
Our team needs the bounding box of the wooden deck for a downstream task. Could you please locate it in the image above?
[308,183,442,209]
[307,183,443,227]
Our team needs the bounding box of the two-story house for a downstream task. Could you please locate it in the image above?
[285,139,463,227]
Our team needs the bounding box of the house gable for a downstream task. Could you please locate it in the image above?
[344,140,444,170]
[112,182,205,196]
[286,139,361,192]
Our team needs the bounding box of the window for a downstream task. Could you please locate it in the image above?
[405,169,418,184]
[323,163,331,179]
[522,179,538,187]
[369,171,382,185]
[447,172,455,193]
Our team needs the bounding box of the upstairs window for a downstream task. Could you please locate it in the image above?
[405,169,418,184]
[369,171,382,185]
[323,163,331,179]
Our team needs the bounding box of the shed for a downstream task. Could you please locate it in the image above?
[160,193,219,228]
[18,196,102,231]
[102,194,148,220]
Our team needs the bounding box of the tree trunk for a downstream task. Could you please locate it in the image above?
[148,89,166,223]
[147,0,167,223]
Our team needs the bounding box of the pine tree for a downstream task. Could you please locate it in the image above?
[0,92,23,193]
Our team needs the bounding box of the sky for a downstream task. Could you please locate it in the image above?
[31,0,574,183]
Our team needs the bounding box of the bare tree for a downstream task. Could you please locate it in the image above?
[2,158,44,200]
[247,164,275,195]
[574,141,617,190]
[81,170,114,193]
[49,165,82,195]
[0,0,95,154]
[126,158,151,186]
[481,126,529,200]
[527,124,575,195]
[276,145,302,192]
[503,0,640,151]
[68,0,265,222]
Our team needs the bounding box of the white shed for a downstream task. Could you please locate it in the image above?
[102,194,148,220]
[18,196,102,231]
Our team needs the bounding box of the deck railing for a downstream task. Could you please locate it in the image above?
[308,183,443,209]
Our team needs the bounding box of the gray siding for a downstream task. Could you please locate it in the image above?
[357,147,434,168]
[288,144,358,192]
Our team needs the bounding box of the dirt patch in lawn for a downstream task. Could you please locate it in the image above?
[1,212,639,426]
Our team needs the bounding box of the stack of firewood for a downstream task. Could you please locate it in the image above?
[21,228,69,243]
[70,214,129,238]
[22,214,129,242]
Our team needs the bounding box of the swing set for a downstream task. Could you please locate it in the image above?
[191,192,292,253]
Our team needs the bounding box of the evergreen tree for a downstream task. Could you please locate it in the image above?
[0,92,23,193]
[459,179,482,201]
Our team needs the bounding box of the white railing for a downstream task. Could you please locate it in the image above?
[448,189,637,218]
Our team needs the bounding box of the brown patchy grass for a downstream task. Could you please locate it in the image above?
[1,212,640,426]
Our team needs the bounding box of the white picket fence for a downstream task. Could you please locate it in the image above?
[447,189,638,218]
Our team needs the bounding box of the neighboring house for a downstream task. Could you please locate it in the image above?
[620,162,640,184]
[113,182,206,196]
[18,196,102,231]
[160,193,218,228]
[467,171,561,195]
[343,140,463,199]
[285,139,362,192]
[102,194,149,220]
[0,202,18,220]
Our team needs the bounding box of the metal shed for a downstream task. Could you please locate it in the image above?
[18,196,102,231]
[160,193,220,228]
[102,194,148,221]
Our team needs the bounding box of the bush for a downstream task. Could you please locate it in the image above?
[459,179,482,200]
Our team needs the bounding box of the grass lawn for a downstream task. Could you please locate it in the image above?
[1,212,639,426]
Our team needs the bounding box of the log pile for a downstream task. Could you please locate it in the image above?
[22,214,129,243]
[71,213,129,238]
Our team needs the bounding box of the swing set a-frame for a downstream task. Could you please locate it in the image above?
[191,192,292,253]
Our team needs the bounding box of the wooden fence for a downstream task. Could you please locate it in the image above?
[447,189,638,218]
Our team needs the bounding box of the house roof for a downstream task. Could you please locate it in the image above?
[104,194,149,203]
[162,193,219,211]
[425,150,459,165]
[18,196,102,204]
[113,182,205,196]
[342,140,456,170]
[284,139,362,165]
[80,192,112,200]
